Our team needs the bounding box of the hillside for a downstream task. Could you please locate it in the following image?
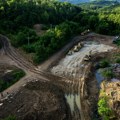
[0,0,120,120]
[59,0,89,4]
[79,0,119,10]
[59,0,120,4]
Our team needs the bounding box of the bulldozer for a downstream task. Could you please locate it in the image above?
[83,51,92,62]
[84,55,91,61]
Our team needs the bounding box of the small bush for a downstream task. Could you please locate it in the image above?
[12,69,25,81]
[101,68,114,78]
[99,59,110,68]
[98,97,113,120]
[0,69,25,92]
[114,39,120,46]
[115,58,120,63]
[22,44,35,53]
[41,25,49,30]
[2,115,16,120]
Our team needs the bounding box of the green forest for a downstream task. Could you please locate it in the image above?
[0,0,120,63]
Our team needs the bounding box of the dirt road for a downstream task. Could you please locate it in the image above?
[0,33,116,120]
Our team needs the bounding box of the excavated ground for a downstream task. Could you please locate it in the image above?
[50,34,117,120]
[0,33,118,120]
[0,81,71,120]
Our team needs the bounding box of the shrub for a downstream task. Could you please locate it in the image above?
[98,97,113,120]
[10,28,38,47]
[115,58,120,63]
[99,59,110,68]
[22,44,35,53]
[0,69,25,92]
[12,69,25,81]
[113,39,120,46]
[101,68,114,78]
[2,115,16,120]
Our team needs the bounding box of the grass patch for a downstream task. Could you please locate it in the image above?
[0,69,25,92]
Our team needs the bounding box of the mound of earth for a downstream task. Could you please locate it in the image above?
[0,81,71,120]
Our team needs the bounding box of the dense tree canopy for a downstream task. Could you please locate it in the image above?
[0,0,81,34]
[1,0,120,64]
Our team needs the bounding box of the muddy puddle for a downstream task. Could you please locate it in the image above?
[95,70,104,88]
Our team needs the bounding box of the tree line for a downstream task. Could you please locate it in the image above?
[1,0,120,64]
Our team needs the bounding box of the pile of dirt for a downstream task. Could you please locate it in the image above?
[0,81,71,120]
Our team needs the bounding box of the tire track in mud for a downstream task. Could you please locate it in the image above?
[0,35,79,93]
[65,64,88,120]
[0,35,65,79]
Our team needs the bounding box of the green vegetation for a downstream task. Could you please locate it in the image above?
[101,68,114,78]
[9,21,80,63]
[1,0,120,64]
[0,0,81,34]
[0,69,25,92]
[113,39,120,46]
[33,21,80,63]
[115,57,120,63]
[98,96,113,120]
[1,115,16,120]
[99,59,110,68]
[79,0,119,10]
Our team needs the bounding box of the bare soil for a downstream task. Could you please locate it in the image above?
[0,81,71,120]
[0,33,118,120]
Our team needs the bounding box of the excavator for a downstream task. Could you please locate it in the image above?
[67,42,84,55]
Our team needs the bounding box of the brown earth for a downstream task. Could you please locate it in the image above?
[0,81,71,120]
[0,33,118,120]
